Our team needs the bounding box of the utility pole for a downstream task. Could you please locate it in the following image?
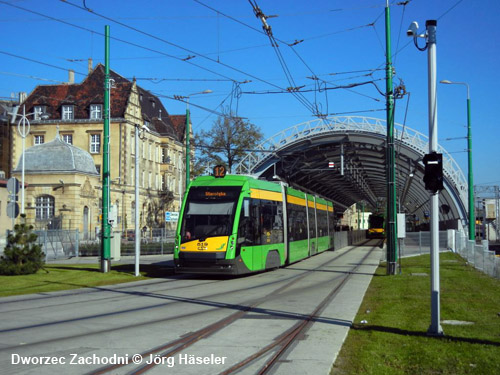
[385,1,398,275]
[185,102,191,192]
[425,20,443,336]
[101,25,111,273]
[466,93,474,241]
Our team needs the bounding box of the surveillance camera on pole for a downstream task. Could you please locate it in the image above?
[406,21,419,37]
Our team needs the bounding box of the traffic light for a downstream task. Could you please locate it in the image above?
[423,152,443,193]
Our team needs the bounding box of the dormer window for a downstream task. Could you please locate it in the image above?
[151,101,155,108]
[33,106,47,120]
[90,104,103,120]
[62,105,74,120]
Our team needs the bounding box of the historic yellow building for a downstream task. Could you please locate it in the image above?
[10,64,189,238]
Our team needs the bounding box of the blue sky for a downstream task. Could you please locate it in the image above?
[1,0,498,186]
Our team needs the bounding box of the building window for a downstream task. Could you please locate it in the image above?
[142,171,145,188]
[90,104,103,120]
[90,134,101,153]
[148,172,152,188]
[34,135,44,145]
[35,195,55,220]
[33,106,46,120]
[62,105,74,120]
[62,134,73,144]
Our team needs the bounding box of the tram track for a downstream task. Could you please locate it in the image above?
[222,246,376,375]
[2,267,334,349]
[87,246,368,375]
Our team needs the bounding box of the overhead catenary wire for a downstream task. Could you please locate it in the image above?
[59,0,309,96]
[247,0,320,115]
[242,78,385,100]
[0,71,65,83]
[0,1,241,84]
[0,50,87,77]
[197,0,381,116]
[2,0,391,120]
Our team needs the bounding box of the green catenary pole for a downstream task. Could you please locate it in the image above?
[185,105,191,192]
[385,2,398,275]
[101,25,111,273]
[467,96,474,240]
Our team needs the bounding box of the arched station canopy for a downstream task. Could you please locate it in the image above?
[236,116,468,230]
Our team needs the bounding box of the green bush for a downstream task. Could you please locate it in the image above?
[0,216,45,275]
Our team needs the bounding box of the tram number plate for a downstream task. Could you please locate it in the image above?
[197,242,208,251]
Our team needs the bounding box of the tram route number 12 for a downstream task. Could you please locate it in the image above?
[213,165,227,178]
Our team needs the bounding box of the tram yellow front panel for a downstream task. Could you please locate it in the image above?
[180,236,229,252]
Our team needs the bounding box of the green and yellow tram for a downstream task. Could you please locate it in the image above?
[367,213,385,239]
[174,173,335,275]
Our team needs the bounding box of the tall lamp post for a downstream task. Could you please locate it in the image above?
[173,90,212,193]
[15,105,49,215]
[440,80,474,241]
[134,123,150,277]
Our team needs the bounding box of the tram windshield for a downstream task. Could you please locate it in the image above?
[368,214,385,229]
[180,186,241,242]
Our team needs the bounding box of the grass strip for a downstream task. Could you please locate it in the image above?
[0,263,173,297]
[332,251,500,375]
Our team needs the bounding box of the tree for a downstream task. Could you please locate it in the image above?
[194,114,264,175]
[143,189,175,229]
[0,215,45,275]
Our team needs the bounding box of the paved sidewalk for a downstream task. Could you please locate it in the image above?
[46,254,175,267]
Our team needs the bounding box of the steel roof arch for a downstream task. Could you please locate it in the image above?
[235,116,468,229]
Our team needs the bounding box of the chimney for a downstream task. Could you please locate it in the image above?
[88,58,93,74]
[68,69,75,84]
[18,92,27,104]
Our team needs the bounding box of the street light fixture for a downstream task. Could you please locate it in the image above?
[15,104,49,215]
[173,90,212,192]
[440,79,474,241]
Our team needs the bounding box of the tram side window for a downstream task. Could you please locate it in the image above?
[238,198,284,246]
[317,209,328,237]
[260,199,284,245]
[287,203,308,241]
[238,198,259,245]
[329,211,335,236]
[308,206,316,238]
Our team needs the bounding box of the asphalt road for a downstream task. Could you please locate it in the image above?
[0,244,382,375]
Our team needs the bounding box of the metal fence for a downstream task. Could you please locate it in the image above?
[399,231,448,256]
[32,228,177,260]
[34,229,80,261]
[397,230,499,279]
[452,230,500,279]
